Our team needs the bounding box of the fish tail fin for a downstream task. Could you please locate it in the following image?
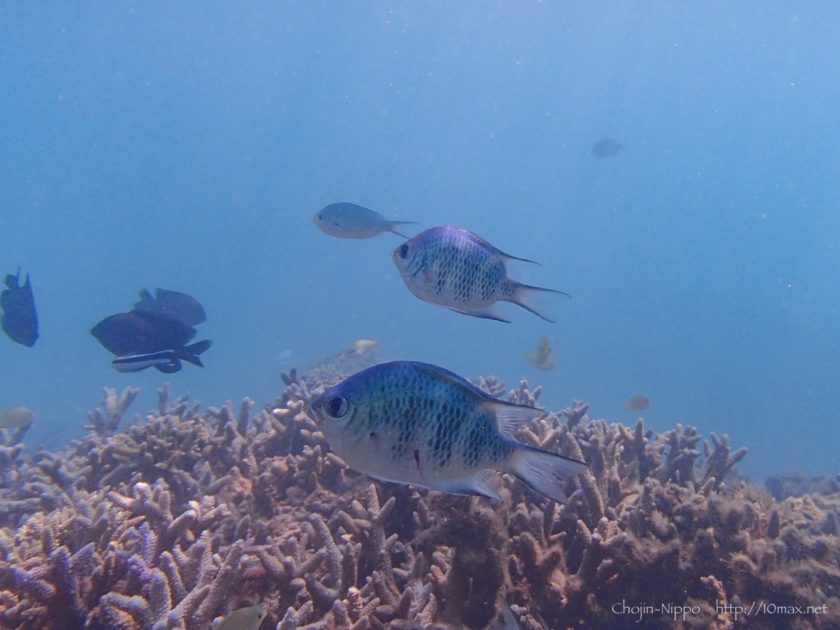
[507,281,570,323]
[388,221,417,239]
[179,339,212,367]
[507,442,587,503]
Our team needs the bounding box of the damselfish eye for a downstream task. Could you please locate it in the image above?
[325,396,348,418]
[398,244,409,259]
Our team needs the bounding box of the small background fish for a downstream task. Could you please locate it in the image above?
[214,605,267,630]
[346,338,378,356]
[525,336,555,371]
[625,394,650,411]
[592,138,622,157]
[313,202,415,239]
[0,406,35,429]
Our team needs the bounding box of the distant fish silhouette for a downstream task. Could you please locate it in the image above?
[91,289,211,373]
[592,138,622,158]
[1,268,39,347]
[0,406,35,429]
[525,336,555,371]
[314,202,416,239]
[624,394,650,411]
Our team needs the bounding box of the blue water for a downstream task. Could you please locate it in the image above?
[2,3,838,480]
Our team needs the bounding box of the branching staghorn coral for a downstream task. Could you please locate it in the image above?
[0,362,836,629]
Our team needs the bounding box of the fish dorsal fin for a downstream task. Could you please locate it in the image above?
[464,230,540,265]
[485,399,544,436]
[402,362,543,434]
[407,361,482,391]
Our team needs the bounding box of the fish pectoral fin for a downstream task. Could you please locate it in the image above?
[486,400,544,436]
[438,470,502,501]
[453,306,511,323]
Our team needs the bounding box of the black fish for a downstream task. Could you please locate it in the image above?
[133,288,206,327]
[1,268,39,347]
[92,289,211,372]
[592,138,622,158]
[91,310,197,355]
[113,340,212,373]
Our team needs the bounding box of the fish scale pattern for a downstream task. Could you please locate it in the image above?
[350,362,513,472]
[426,229,507,307]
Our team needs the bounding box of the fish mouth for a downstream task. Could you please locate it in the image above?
[306,395,324,423]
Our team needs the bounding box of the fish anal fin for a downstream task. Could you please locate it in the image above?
[439,470,501,501]
[508,443,587,502]
[453,306,511,323]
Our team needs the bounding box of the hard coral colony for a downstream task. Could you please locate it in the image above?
[0,353,838,629]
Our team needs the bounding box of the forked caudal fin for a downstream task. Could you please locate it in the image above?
[507,442,587,502]
[507,281,570,323]
[388,221,417,239]
[179,339,212,367]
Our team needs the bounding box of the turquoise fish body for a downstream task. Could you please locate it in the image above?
[308,361,586,501]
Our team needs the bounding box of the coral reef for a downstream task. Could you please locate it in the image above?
[0,352,838,629]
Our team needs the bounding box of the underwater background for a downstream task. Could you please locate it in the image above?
[2,4,840,629]
[3,2,839,480]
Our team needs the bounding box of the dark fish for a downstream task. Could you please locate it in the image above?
[133,288,206,326]
[624,395,650,411]
[592,138,622,157]
[112,340,212,373]
[91,311,197,355]
[1,268,39,347]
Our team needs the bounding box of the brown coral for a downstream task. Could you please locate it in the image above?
[0,360,836,630]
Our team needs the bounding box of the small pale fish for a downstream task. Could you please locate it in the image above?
[392,226,569,323]
[525,336,555,371]
[0,406,35,429]
[624,394,650,411]
[308,361,587,502]
[214,605,267,630]
[314,202,416,239]
[346,338,378,356]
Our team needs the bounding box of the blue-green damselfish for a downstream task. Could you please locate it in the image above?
[308,361,587,501]
[392,226,569,323]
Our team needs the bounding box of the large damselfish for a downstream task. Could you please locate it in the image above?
[308,360,586,502]
[392,226,568,322]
